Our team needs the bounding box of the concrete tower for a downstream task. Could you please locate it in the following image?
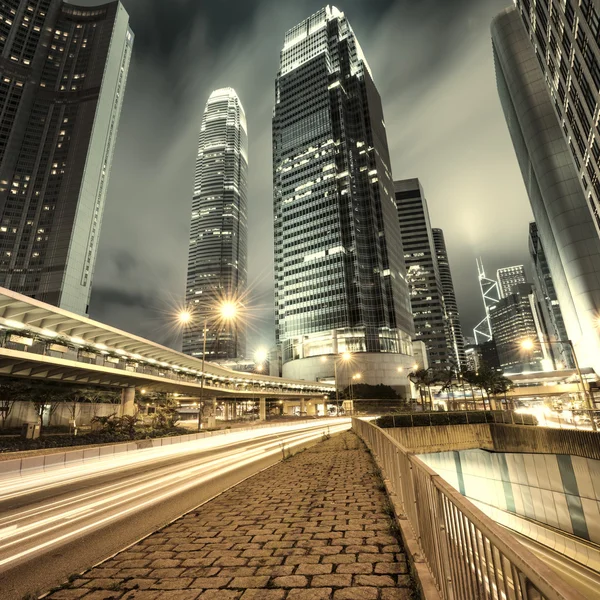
[492,7,600,373]
[0,1,133,315]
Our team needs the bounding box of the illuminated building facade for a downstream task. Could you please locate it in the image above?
[184,88,248,360]
[492,6,600,373]
[0,0,133,315]
[497,265,527,298]
[395,179,451,369]
[273,6,415,392]
[433,228,466,370]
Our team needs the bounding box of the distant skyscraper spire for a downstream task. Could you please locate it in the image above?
[474,259,500,344]
[184,88,248,360]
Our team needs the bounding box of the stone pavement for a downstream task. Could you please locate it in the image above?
[44,432,416,600]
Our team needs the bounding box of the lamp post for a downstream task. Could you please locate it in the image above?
[178,301,240,432]
[321,352,352,416]
[521,338,592,410]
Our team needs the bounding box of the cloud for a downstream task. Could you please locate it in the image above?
[88,0,533,352]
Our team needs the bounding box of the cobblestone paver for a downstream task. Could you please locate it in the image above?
[45,432,416,600]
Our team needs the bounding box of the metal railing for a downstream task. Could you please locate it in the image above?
[352,418,584,600]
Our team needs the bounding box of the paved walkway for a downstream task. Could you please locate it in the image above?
[45,432,416,600]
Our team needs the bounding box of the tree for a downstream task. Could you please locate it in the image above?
[0,378,30,428]
[409,370,439,410]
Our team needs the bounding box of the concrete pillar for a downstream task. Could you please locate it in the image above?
[300,398,306,416]
[259,397,267,421]
[321,402,327,417]
[121,387,136,417]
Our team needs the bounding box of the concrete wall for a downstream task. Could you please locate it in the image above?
[420,448,600,545]
[386,424,494,453]
[282,353,414,398]
[4,402,118,428]
[384,422,600,462]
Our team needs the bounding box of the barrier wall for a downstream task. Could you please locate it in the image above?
[0,418,332,477]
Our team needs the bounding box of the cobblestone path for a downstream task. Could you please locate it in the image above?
[44,431,416,600]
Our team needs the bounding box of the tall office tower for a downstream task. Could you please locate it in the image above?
[490,283,550,374]
[473,259,500,344]
[0,1,133,315]
[492,6,600,373]
[529,222,574,369]
[497,265,527,298]
[395,179,450,369]
[184,88,248,360]
[273,6,415,393]
[433,228,466,370]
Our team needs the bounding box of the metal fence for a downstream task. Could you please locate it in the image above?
[352,418,584,600]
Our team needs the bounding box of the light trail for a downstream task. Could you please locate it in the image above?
[0,419,350,572]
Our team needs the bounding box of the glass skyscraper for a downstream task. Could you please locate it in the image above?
[433,228,466,370]
[184,88,248,361]
[0,1,133,315]
[492,6,600,373]
[395,179,451,370]
[497,265,527,299]
[273,6,414,390]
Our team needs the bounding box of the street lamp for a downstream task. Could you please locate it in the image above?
[520,338,592,410]
[321,352,352,416]
[178,301,240,431]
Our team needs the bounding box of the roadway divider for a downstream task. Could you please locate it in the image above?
[0,418,335,477]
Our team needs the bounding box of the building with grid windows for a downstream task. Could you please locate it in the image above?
[395,179,451,370]
[184,88,248,361]
[497,265,527,298]
[529,222,575,369]
[273,6,415,393]
[0,1,133,315]
[433,228,466,370]
[490,283,549,374]
[492,6,600,373]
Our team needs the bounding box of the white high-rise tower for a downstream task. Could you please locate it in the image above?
[184,88,248,360]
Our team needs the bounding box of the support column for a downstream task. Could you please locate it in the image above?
[259,397,267,421]
[121,387,136,417]
[300,398,306,416]
[232,402,237,420]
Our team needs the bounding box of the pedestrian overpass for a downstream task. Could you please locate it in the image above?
[0,288,334,414]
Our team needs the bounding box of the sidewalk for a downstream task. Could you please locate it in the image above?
[44,432,416,600]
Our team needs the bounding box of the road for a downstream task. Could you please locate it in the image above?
[0,418,350,599]
[509,529,600,599]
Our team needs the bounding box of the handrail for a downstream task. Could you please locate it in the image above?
[352,417,585,600]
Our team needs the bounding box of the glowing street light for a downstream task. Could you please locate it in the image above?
[178,311,192,324]
[175,300,242,431]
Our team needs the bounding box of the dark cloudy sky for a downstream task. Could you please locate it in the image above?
[83,0,531,353]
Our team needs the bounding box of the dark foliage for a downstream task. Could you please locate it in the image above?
[375,411,538,428]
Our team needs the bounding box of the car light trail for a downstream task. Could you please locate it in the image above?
[0,419,350,571]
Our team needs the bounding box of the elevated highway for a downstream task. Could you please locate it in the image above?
[0,288,334,406]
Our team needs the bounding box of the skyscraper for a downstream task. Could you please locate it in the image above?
[395,179,450,369]
[433,228,466,370]
[528,222,574,369]
[0,1,133,315]
[489,283,549,374]
[184,88,248,360]
[273,6,415,392]
[497,265,527,298]
[492,7,600,373]
[473,259,500,344]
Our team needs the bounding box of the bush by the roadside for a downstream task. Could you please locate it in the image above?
[375,411,538,429]
[0,425,191,453]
